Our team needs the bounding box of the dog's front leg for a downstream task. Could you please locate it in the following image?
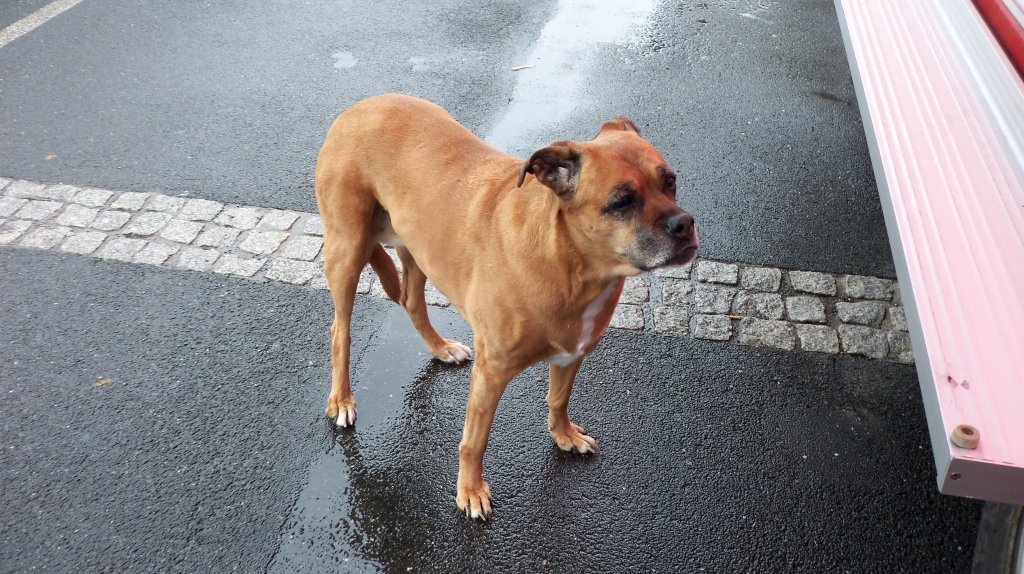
[456,353,520,520]
[547,359,599,454]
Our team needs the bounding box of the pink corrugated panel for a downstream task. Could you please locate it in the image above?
[837,0,1024,504]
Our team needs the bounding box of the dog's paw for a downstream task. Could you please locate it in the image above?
[456,479,492,521]
[432,339,473,364]
[550,422,600,454]
[326,395,357,428]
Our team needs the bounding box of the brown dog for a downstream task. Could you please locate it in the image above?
[315,94,698,520]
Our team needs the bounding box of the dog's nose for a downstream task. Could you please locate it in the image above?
[665,211,695,239]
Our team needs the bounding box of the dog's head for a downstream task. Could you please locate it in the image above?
[517,118,699,275]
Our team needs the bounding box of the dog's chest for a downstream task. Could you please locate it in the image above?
[545,279,623,367]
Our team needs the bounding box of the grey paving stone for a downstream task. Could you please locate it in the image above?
[260,209,300,231]
[738,318,796,350]
[888,306,908,331]
[7,181,77,201]
[788,270,837,296]
[59,231,107,255]
[732,291,785,320]
[357,268,373,294]
[19,226,70,249]
[134,242,180,266]
[691,314,732,341]
[739,266,782,292]
[888,330,915,363]
[4,180,47,199]
[610,304,645,330]
[195,225,242,249]
[73,188,114,208]
[160,219,204,244]
[619,276,649,304]
[308,274,329,290]
[424,282,450,307]
[662,280,693,305]
[0,220,33,245]
[265,259,319,285]
[96,237,147,262]
[175,247,221,272]
[179,198,224,221]
[90,210,132,231]
[215,206,263,229]
[695,260,738,285]
[14,200,62,221]
[278,235,323,261]
[40,185,81,202]
[213,253,267,277]
[795,324,840,354]
[836,301,887,326]
[653,261,692,279]
[370,276,391,300]
[110,192,151,210]
[239,230,288,255]
[122,212,172,237]
[693,284,737,314]
[55,204,99,228]
[0,197,29,217]
[838,274,894,300]
[303,215,324,236]
[785,296,826,323]
[0,177,10,191]
[652,305,689,335]
[145,194,186,214]
[839,325,889,359]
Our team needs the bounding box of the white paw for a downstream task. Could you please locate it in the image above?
[438,340,473,364]
[335,405,357,428]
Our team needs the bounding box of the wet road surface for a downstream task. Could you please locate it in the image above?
[0,0,888,276]
[0,0,984,571]
[0,249,980,572]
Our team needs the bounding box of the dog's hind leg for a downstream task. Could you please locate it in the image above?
[396,247,472,364]
[322,214,375,428]
[368,244,400,303]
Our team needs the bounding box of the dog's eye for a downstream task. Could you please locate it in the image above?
[603,187,639,217]
[662,171,677,197]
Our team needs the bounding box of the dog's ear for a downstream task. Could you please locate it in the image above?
[596,116,640,138]
[516,142,581,198]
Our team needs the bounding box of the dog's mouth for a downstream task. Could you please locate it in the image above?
[667,243,699,266]
[630,227,699,272]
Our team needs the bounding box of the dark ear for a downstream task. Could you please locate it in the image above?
[516,142,581,197]
[597,116,640,137]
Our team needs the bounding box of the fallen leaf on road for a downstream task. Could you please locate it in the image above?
[45,154,57,160]
[95,377,112,387]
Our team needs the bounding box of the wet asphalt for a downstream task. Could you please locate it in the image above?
[0,249,980,572]
[0,0,888,276]
[0,0,984,572]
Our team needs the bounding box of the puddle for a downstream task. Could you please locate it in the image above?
[485,0,659,154]
[270,305,470,572]
[332,51,357,69]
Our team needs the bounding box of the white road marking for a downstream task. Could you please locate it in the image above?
[0,0,86,49]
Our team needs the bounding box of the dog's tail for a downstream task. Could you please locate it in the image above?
[369,244,401,303]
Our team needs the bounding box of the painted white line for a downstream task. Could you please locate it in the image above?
[0,0,86,49]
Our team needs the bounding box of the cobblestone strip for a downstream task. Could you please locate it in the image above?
[0,178,914,363]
